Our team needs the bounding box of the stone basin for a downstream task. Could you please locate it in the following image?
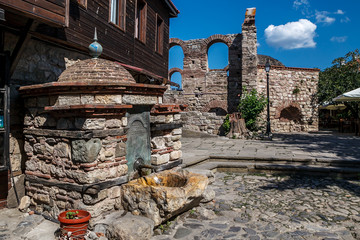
[121,169,209,225]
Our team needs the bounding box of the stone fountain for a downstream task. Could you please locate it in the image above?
[18,32,209,226]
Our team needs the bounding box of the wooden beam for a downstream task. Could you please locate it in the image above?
[9,19,37,77]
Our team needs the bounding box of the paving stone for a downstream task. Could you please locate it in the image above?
[200,228,222,238]
[228,226,241,232]
[209,223,228,229]
[183,223,203,229]
[173,228,192,239]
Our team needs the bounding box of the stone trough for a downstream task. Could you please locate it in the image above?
[121,169,209,226]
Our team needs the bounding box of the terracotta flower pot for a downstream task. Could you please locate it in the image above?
[58,210,91,240]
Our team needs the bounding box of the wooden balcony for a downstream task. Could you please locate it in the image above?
[0,0,68,27]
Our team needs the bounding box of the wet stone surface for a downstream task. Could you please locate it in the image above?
[151,172,360,240]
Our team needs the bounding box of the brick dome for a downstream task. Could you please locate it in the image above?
[58,58,136,84]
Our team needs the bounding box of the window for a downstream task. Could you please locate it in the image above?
[77,0,87,8]
[135,0,147,43]
[155,15,164,54]
[110,0,126,30]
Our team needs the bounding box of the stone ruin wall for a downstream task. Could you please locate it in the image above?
[165,33,244,135]
[257,66,319,132]
[165,13,319,135]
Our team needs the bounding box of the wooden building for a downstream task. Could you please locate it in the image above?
[0,0,179,208]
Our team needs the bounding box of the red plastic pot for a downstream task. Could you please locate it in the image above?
[58,210,91,240]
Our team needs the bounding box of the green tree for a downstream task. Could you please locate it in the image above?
[318,49,360,118]
[238,88,267,131]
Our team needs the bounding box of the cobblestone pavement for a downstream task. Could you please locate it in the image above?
[151,172,360,240]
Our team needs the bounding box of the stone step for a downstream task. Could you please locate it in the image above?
[186,160,360,178]
[186,155,360,169]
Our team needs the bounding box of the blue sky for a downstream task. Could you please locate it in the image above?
[169,0,360,74]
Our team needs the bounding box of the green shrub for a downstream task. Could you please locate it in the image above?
[238,88,267,131]
[222,114,230,135]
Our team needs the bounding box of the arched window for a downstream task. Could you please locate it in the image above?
[207,42,228,70]
[169,45,184,70]
[170,72,182,90]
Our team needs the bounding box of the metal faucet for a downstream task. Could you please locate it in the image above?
[134,158,156,177]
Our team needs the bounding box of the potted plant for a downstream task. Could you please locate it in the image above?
[58,210,91,240]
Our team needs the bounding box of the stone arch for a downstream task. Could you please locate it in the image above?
[202,100,228,116]
[275,102,302,123]
[169,68,182,90]
[168,68,183,79]
[203,34,232,51]
[169,38,186,53]
[204,35,231,70]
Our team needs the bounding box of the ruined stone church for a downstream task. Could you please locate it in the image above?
[165,8,319,135]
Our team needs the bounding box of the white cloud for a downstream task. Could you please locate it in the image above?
[265,19,317,50]
[315,11,335,24]
[330,36,348,43]
[341,17,350,23]
[335,9,344,15]
[256,42,260,48]
[293,0,309,9]
[293,0,311,15]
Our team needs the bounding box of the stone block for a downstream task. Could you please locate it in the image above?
[171,135,181,141]
[170,150,182,161]
[109,186,122,199]
[115,142,126,157]
[121,117,128,127]
[105,119,122,129]
[57,95,80,106]
[123,95,157,105]
[151,154,170,165]
[54,142,70,158]
[75,118,105,130]
[165,115,174,123]
[174,114,181,120]
[155,115,165,123]
[151,137,166,149]
[72,138,102,163]
[95,94,122,104]
[80,94,95,104]
[173,141,182,150]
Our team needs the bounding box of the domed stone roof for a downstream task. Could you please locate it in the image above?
[257,54,284,66]
[58,58,136,84]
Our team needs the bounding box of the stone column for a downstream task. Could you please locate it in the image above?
[241,8,258,91]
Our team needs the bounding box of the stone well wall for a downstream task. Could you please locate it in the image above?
[150,110,183,167]
[4,33,89,207]
[22,94,130,218]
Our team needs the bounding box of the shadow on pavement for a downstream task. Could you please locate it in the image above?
[260,174,360,197]
[273,131,360,161]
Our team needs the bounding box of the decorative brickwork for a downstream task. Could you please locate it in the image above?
[58,59,136,84]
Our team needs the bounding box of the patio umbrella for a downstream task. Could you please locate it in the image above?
[333,87,360,102]
[319,103,347,110]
